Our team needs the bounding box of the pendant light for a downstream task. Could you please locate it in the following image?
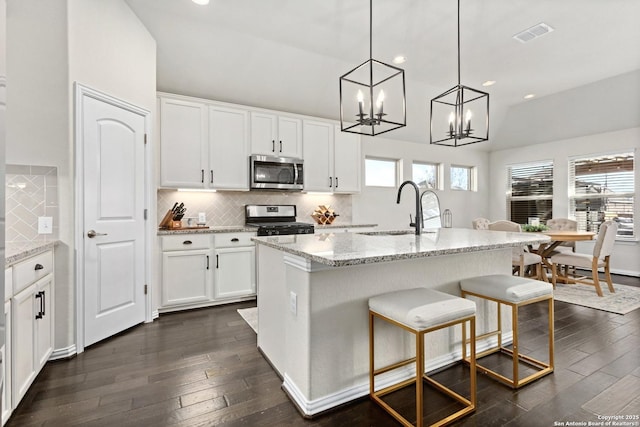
[339,0,406,136]
[430,0,489,147]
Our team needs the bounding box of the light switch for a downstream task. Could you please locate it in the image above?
[38,217,53,234]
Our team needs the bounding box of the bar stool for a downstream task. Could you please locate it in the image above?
[369,288,477,427]
[459,274,554,389]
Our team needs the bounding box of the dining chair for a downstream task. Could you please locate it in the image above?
[488,220,547,282]
[471,217,491,230]
[550,220,618,297]
[546,218,578,253]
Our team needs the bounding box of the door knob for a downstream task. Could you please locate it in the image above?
[87,229,108,238]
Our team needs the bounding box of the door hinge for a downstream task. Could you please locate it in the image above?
[144,209,148,220]
[144,284,148,295]
[144,133,148,144]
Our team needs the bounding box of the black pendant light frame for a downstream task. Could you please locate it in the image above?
[339,0,406,137]
[430,0,489,147]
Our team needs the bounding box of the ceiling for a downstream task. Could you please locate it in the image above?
[124,0,640,151]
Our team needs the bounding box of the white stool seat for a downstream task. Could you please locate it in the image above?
[460,274,552,303]
[369,288,476,330]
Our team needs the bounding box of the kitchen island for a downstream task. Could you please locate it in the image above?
[253,228,550,416]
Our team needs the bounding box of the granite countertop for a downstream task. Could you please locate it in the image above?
[252,228,551,267]
[6,241,58,267]
[157,226,257,235]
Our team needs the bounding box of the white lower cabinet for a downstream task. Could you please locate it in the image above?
[214,246,256,299]
[12,273,54,407]
[2,300,12,426]
[162,249,213,306]
[8,249,55,416]
[160,232,256,312]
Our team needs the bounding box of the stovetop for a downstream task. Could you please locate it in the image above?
[245,204,314,236]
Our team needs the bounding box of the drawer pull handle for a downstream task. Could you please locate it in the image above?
[35,263,44,271]
[231,238,239,242]
[183,240,193,245]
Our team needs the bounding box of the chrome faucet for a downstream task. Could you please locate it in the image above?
[396,180,423,235]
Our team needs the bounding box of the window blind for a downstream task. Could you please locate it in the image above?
[569,152,634,238]
[508,161,553,224]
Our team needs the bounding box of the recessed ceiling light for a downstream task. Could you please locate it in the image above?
[524,94,536,99]
[192,0,210,5]
[392,55,406,64]
[513,23,554,43]
[482,80,496,87]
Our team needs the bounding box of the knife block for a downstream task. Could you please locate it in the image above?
[159,209,182,229]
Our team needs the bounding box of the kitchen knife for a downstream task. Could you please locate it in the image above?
[171,202,179,213]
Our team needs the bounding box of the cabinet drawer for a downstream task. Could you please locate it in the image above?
[214,232,255,248]
[13,251,53,294]
[162,234,211,251]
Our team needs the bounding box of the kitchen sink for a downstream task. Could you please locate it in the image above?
[357,230,419,236]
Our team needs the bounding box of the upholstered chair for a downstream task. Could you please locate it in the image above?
[488,220,547,282]
[471,217,491,230]
[546,218,578,253]
[551,220,618,297]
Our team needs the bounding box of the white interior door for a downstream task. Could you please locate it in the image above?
[81,93,146,348]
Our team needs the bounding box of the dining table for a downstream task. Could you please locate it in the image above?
[533,230,596,270]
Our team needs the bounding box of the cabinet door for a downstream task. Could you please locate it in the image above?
[12,285,36,406]
[277,116,302,157]
[2,301,12,423]
[35,275,54,370]
[159,97,208,188]
[250,112,278,155]
[302,120,333,192]
[214,247,256,299]
[162,250,212,307]
[333,125,361,193]
[209,105,250,190]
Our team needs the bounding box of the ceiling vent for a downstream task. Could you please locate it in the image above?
[513,23,554,43]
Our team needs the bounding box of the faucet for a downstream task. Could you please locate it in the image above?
[396,180,423,235]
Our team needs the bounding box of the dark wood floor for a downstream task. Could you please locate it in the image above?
[8,274,640,427]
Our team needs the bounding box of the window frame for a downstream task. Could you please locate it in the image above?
[412,161,442,190]
[450,164,476,192]
[568,150,635,239]
[507,160,554,225]
[364,156,399,188]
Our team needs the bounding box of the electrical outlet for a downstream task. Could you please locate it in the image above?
[38,217,53,234]
[289,291,297,315]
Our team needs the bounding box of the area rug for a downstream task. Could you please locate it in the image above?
[553,283,640,315]
[237,307,258,333]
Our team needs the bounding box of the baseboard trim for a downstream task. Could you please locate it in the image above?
[49,344,77,361]
[282,332,513,417]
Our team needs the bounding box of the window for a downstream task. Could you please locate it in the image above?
[412,162,440,189]
[450,165,474,191]
[365,157,397,187]
[569,152,634,238]
[507,161,553,225]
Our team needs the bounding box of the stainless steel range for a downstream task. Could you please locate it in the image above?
[245,204,314,236]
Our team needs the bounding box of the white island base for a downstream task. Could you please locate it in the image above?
[256,240,520,416]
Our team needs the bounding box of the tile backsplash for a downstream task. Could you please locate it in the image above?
[158,190,352,227]
[6,165,59,243]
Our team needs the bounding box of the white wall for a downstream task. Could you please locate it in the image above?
[352,136,489,230]
[489,127,640,276]
[7,0,156,351]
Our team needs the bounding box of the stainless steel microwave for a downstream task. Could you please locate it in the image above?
[250,155,304,191]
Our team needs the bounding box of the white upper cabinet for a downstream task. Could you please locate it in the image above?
[251,112,302,158]
[208,105,250,190]
[159,95,249,190]
[303,120,333,192]
[333,125,361,193]
[303,121,361,193]
[159,97,208,188]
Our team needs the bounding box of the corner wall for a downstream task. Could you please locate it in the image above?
[489,127,640,276]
